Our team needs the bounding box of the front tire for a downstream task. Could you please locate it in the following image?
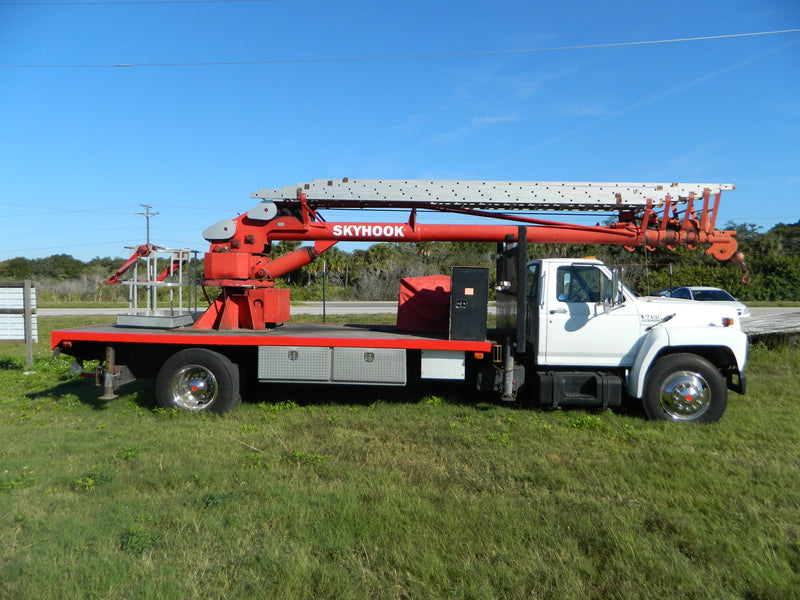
[642,353,726,423]
[156,348,241,414]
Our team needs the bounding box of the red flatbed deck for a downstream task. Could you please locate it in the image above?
[51,322,493,352]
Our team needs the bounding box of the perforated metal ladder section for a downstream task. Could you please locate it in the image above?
[252,179,735,212]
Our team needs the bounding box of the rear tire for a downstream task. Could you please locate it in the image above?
[156,348,241,414]
[642,353,726,423]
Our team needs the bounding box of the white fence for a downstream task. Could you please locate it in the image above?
[0,281,37,367]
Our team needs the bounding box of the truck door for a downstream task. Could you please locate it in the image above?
[541,264,642,367]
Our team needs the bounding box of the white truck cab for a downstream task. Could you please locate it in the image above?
[515,258,747,422]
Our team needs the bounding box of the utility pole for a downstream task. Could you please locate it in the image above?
[135,204,158,246]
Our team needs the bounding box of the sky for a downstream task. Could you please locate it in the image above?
[1,0,798,262]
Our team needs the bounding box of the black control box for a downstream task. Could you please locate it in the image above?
[449,267,489,341]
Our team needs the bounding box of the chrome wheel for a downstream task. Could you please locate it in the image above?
[658,370,711,421]
[157,348,241,414]
[170,364,219,411]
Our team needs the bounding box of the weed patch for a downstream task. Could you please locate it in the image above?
[0,356,23,371]
[71,466,112,491]
[200,491,237,508]
[0,469,36,492]
[570,413,607,430]
[242,452,272,470]
[115,444,143,460]
[119,526,161,555]
[288,448,332,465]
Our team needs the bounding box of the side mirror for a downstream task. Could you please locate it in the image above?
[611,268,621,300]
[604,268,624,312]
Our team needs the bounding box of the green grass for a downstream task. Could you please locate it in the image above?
[0,318,798,599]
[37,301,130,309]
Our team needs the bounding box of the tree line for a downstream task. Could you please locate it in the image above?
[1,220,798,303]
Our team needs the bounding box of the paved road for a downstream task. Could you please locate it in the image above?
[38,301,402,317]
[41,303,795,316]
[741,307,800,337]
[39,307,125,316]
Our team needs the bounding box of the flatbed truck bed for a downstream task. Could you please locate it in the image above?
[52,321,494,412]
[51,322,493,352]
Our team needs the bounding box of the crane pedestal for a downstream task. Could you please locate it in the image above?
[193,287,290,330]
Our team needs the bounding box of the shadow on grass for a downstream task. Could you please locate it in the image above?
[31,378,157,411]
[247,380,522,413]
[164,380,647,418]
[0,356,25,370]
[34,371,646,418]
[246,381,652,419]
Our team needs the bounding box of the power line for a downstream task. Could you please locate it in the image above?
[4,207,132,218]
[1,28,798,68]
[0,0,280,5]
[0,239,144,255]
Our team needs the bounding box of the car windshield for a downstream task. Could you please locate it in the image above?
[693,289,735,302]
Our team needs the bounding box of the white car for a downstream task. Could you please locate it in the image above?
[659,286,750,318]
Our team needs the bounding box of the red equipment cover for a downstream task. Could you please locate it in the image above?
[396,275,451,334]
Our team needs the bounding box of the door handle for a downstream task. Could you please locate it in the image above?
[549,308,567,314]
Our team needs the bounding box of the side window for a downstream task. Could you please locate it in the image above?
[556,266,608,303]
[672,288,691,300]
[527,263,539,301]
[556,268,570,302]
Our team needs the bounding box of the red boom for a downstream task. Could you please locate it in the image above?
[197,188,741,329]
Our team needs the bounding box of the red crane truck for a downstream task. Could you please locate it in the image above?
[51,179,747,423]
